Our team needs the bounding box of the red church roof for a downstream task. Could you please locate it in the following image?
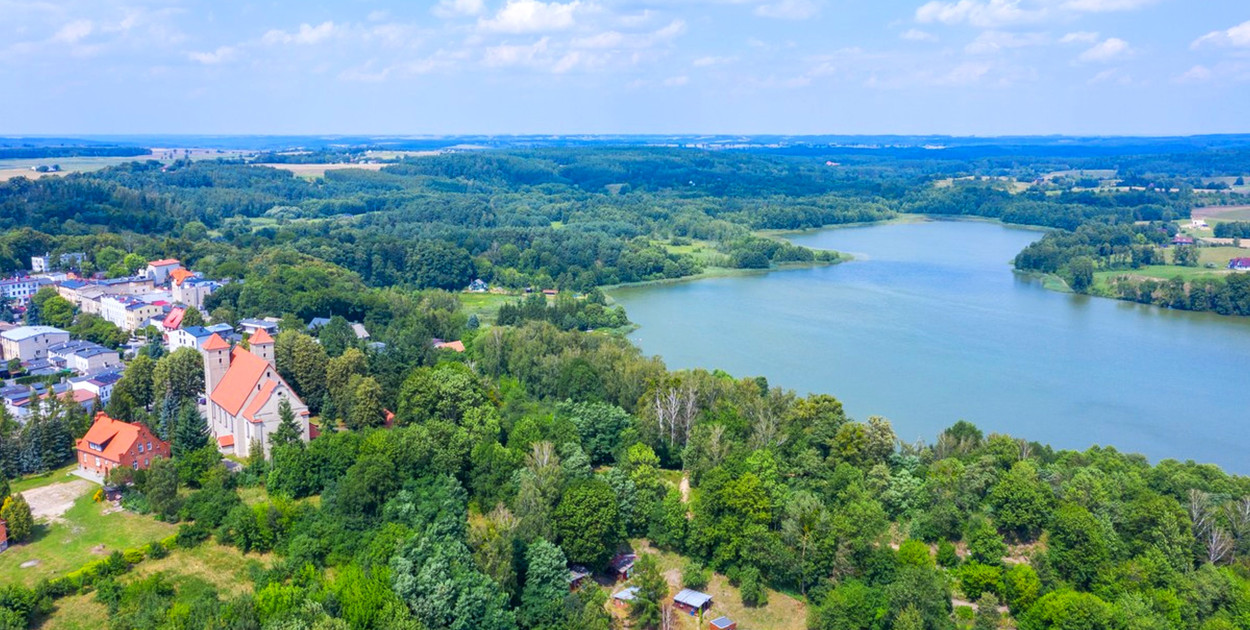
[249,328,274,345]
[203,333,230,351]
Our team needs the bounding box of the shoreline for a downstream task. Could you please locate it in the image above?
[601,257,848,295]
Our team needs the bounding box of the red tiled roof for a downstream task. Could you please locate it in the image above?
[210,347,268,416]
[242,380,278,423]
[217,435,235,447]
[203,333,230,351]
[70,389,96,404]
[435,340,466,352]
[249,328,274,345]
[75,413,143,463]
[163,307,185,329]
[148,258,181,267]
[169,268,195,286]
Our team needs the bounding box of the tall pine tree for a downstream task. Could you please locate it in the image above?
[269,398,303,451]
[172,404,209,457]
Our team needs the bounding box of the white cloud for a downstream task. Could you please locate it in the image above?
[1192,20,1250,49]
[915,0,1045,29]
[662,75,689,86]
[965,30,1047,54]
[935,61,994,85]
[482,37,551,66]
[1177,64,1212,82]
[262,21,338,46]
[188,45,236,64]
[1088,67,1133,84]
[754,0,822,20]
[1059,31,1099,44]
[52,19,94,44]
[1078,36,1130,62]
[569,20,684,49]
[900,28,938,42]
[1062,0,1156,12]
[433,0,486,18]
[478,0,581,34]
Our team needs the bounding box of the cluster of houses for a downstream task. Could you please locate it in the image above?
[0,324,124,419]
[1,256,223,334]
[601,552,737,629]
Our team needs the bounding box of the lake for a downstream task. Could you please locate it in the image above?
[610,220,1250,472]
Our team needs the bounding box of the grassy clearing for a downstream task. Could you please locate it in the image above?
[131,543,270,595]
[38,592,108,630]
[10,464,79,495]
[618,540,808,630]
[0,492,176,588]
[254,163,387,179]
[459,292,521,324]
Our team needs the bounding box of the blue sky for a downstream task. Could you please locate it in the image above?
[2,0,1248,135]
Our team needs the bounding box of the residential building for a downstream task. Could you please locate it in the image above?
[31,252,85,272]
[0,325,70,361]
[70,370,123,406]
[1230,257,1250,271]
[202,330,309,458]
[48,340,121,374]
[434,339,466,352]
[99,295,163,332]
[172,276,218,310]
[144,259,183,285]
[0,519,7,552]
[75,412,170,479]
[238,319,279,336]
[1172,235,1196,246]
[0,276,51,307]
[168,325,215,351]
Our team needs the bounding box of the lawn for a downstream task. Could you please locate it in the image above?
[459,292,521,324]
[10,464,79,494]
[0,491,177,588]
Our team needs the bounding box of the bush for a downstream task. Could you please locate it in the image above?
[682,561,710,590]
[739,567,767,607]
[121,548,145,565]
[146,541,169,559]
[958,562,1003,601]
[175,522,210,549]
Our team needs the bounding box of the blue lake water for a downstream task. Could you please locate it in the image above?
[609,220,1250,472]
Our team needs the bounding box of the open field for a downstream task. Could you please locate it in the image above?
[37,543,269,629]
[1193,205,1250,221]
[0,485,176,587]
[0,149,248,181]
[255,162,389,178]
[458,291,521,324]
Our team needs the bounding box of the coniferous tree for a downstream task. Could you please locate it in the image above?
[172,404,209,458]
[270,398,303,450]
[156,394,179,442]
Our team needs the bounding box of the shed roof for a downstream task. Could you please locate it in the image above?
[710,617,735,630]
[613,587,640,602]
[674,589,713,609]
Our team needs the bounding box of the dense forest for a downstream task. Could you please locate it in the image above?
[3,143,1250,629]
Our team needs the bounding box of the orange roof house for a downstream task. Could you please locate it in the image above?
[202,333,308,458]
[434,339,466,353]
[169,268,196,286]
[75,412,169,478]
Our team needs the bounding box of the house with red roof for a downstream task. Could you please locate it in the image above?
[1230,257,1250,271]
[144,258,183,284]
[201,329,309,458]
[75,412,170,478]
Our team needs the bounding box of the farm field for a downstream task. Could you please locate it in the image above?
[255,162,388,178]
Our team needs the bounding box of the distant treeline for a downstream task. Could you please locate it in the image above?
[1214,222,1250,239]
[0,146,149,159]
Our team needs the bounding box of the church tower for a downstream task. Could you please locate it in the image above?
[249,328,275,368]
[202,333,231,395]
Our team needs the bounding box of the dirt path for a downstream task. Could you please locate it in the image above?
[679,473,690,503]
[21,480,93,522]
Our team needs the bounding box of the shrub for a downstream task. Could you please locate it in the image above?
[122,548,145,565]
[146,541,169,559]
[936,540,960,568]
[739,567,767,607]
[175,522,210,549]
[682,561,710,590]
[959,562,1003,601]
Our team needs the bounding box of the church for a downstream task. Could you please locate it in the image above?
[201,329,309,458]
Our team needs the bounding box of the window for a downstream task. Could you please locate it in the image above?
[147,441,152,451]
[132,461,138,470]
[137,443,144,454]
[94,456,100,467]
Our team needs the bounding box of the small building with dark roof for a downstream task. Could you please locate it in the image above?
[673,589,713,615]
[710,616,737,630]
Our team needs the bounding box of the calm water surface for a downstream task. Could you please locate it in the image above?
[610,220,1250,472]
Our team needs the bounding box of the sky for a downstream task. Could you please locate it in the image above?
[1,0,1249,136]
